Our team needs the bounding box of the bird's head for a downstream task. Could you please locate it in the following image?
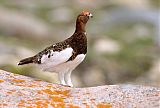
[77,11,93,24]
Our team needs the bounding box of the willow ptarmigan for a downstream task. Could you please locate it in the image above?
[18,11,93,87]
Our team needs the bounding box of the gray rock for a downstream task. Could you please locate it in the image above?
[0,69,159,108]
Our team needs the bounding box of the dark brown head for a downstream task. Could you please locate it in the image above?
[75,11,93,32]
[77,11,93,24]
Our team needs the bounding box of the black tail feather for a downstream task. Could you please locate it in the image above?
[18,57,34,65]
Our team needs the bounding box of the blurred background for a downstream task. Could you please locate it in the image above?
[0,0,159,87]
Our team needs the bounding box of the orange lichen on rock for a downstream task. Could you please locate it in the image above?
[42,89,58,95]
[46,84,55,88]
[16,84,25,86]
[57,103,65,108]
[50,96,63,102]
[50,102,65,108]
[7,90,16,95]
[23,98,50,108]
[97,103,112,108]
[82,102,90,108]
[0,79,4,83]
[0,104,7,106]
[34,100,48,108]
[12,79,25,83]
[22,88,71,107]
[16,83,38,88]
[18,100,25,107]
[50,96,66,108]
[55,90,70,97]
[42,89,70,97]
[7,91,14,94]
[37,90,43,94]
[42,89,70,107]
[68,104,80,108]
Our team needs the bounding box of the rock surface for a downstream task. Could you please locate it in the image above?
[0,69,159,108]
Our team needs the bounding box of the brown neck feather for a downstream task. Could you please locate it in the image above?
[75,21,86,33]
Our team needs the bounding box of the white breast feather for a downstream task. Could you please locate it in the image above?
[40,48,73,70]
[43,54,86,73]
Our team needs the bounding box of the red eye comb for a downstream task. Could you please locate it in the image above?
[81,11,90,16]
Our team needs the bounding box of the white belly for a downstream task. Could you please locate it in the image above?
[40,54,86,73]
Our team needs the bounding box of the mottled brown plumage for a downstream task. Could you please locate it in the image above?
[18,11,91,65]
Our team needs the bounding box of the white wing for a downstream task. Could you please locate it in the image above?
[39,47,73,71]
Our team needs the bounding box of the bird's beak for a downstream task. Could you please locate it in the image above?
[88,13,93,18]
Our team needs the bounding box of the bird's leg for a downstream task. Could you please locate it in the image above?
[64,71,73,87]
[58,72,66,86]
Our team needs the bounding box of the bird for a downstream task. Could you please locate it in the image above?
[18,11,93,87]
